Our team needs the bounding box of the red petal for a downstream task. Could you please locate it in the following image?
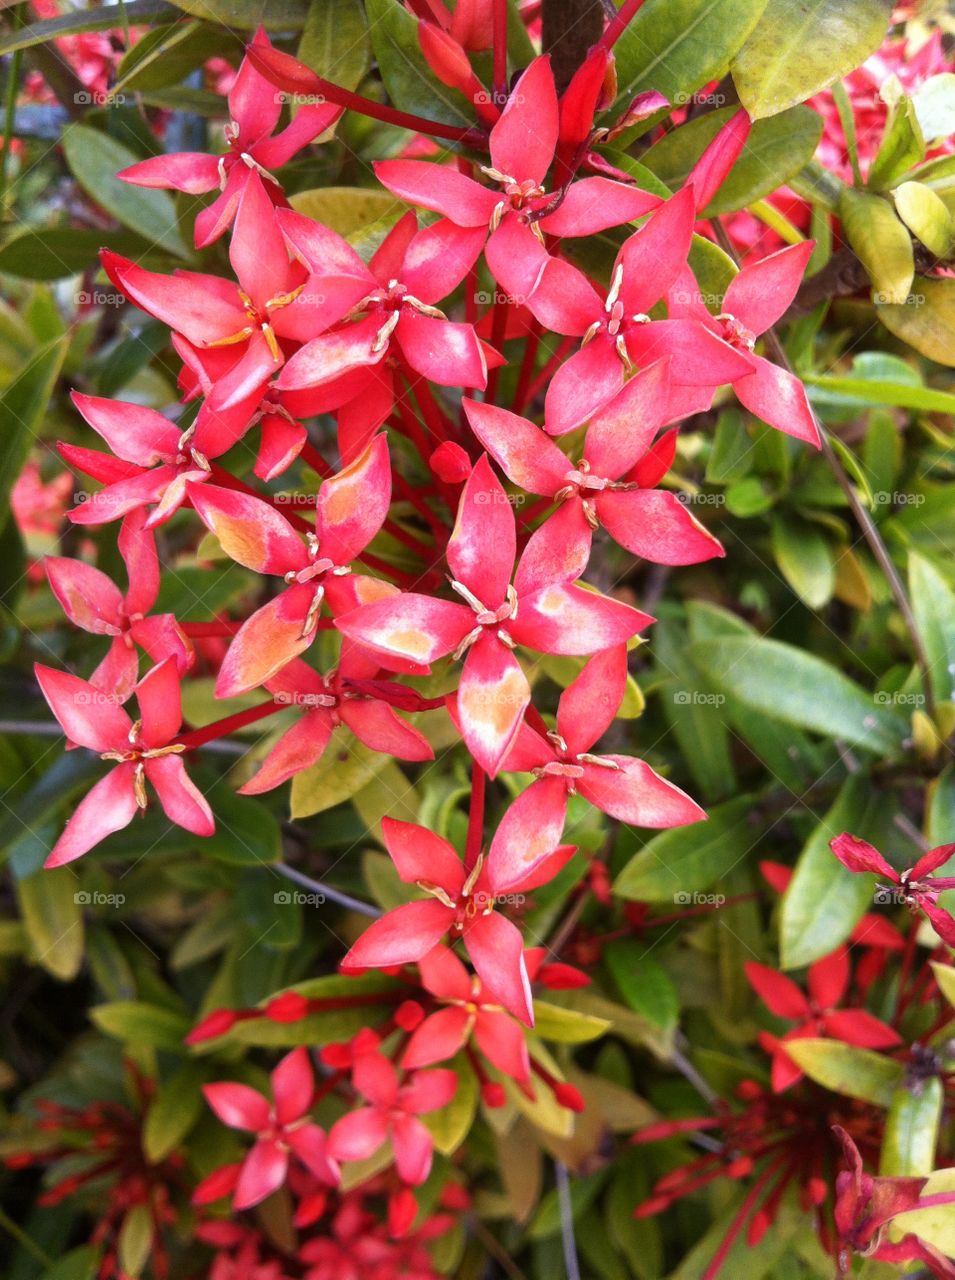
[45,556,123,632]
[474,1009,530,1082]
[374,159,497,227]
[578,756,706,828]
[136,657,182,747]
[744,962,810,1020]
[447,454,516,604]
[823,1010,901,1048]
[398,1067,458,1114]
[512,583,651,655]
[203,1081,270,1131]
[215,585,318,697]
[465,912,533,1024]
[490,57,557,186]
[912,843,955,879]
[488,780,566,896]
[285,1123,339,1185]
[229,170,294,308]
[342,700,432,762]
[618,186,696,315]
[808,947,850,1011]
[35,664,131,751]
[583,358,671,479]
[733,356,821,446]
[353,1051,400,1107]
[341,900,453,970]
[829,833,897,880]
[271,1046,314,1125]
[45,763,139,867]
[144,756,214,836]
[462,399,568,495]
[327,1107,390,1163]
[540,178,660,237]
[625,318,754,386]
[229,30,283,142]
[118,509,160,615]
[557,646,627,757]
[381,818,465,895]
[239,713,333,795]
[234,1140,289,1210]
[723,241,814,337]
[400,218,487,304]
[457,636,530,778]
[336,593,471,665]
[401,1007,471,1069]
[278,316,384,391]
[687,108,752,213]
[71,392,180,465]
[119,152,220,194]
[101,252,247,347]
[188,483,306,575]
[391,1113,435,1185]
[597,489,725,565]
[418,944,472,1001]
[316,435,391,565]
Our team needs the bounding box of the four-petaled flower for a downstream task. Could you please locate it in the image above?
[830,833,955,947]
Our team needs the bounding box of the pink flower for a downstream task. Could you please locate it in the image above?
[830,833,955,947]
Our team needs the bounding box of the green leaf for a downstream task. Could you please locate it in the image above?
[223,975,399,1047]
[143,1063,204,1161]
[115,20,241,92]
[731,0,893,119]
[779,775,877,968]
[290,732,391,817]
[168,0,309,26]
[613,0,768,110]
[889,1167,955,1255]
[61,126,189,259]
[298,0,370,93]
[805,372,955,415]
[118,1203,152,1277]
[15,868,84,982]
[603,940,678,1033]
[41,1247,101,1280]
[931,961,955,1009]
[288,186,406,245]
[877,277,955,366]
[0,336,67,536]
[0,228,154,280]
[784,1039,904,1105]
[0,0,175,55]
[880,1078,943,1176]
[839,188,914,306]
[909,554,955,708]
[689,636,907,753]
[423,1057,476,1155]
[91,1002,191,1051]
[911,73,955,144]
[364,0,471,126]
[894,181,954,258]
[531,1000,613,1044]
[613,796,755,903]
[202,789,281,865]
[770,513,835,609]
[642,106,821,217]
[867,94,925,190]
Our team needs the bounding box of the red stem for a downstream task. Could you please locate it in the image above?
[300,440,334,479]
[512,317,542,415]
[493,0,508,101]
[595,0,648,52]
[180,621,244,638]
[522,335,577,407]
[176,699,285,750]
[464,764,486,874]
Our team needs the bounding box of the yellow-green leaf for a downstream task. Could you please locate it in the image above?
[839,188,914,305]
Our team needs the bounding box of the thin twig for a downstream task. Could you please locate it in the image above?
[274,862,381,918]
[555,1160,581,1280]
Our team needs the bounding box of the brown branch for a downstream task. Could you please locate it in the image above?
[541,0,605,90]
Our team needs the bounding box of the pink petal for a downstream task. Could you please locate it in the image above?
[45,763,139,867]
[144,756,214,836]
[118,510,160,615]
[119,152,220,194]
[215,584,318,697]
[540,177,660,237]
[284,1123,340,1185]
[271,1046,314,1125]
[374,159,498,227]
[340,700,432,762]
[255,413,307,482]
[253,98,342,168]
[577,756,706,828]
[398,1066,459,1113]
[512,584,651,655]
[583,359,670,480]
[457,636,530,778]
[513,500,592,597]
[625,318,754,386]
[395,311,487,388]
[71,392,180,465]
[557,647,627,757]
[401,1007,471,1069]
[597,489,725,565]
[391,1114,435,1185]
[465,912,533,1024]
[448,455,516,605]
[723,241,814,337]
[229,29,283,143]
[336,594,471,665]
[474,1009,530,1081]
[543,341,624,436]
[278,208,368,277]
[918,899,955,947]
[381,818,466,894]
[135,657,182,747]
[91,637,140,703]
[35,664,131,751]
[353,1051,400,1107]
[489,57,557,186]
[239,712,333,795]
[618,186,696,315]
[234,1140,289,1210]
[277,316,384,391]
[912,843,955,880]
[462,399,568,495]
[188,483,306,575]
[733,356,821,446]
[203,1081,270,1131]
[315,435,391,565]
[45,556,123,633]
[229,170,295,310]
[400,218,487,304]
[418,943,472,1001]
[327,1107,390,1163]
[101,252,247,346]
[341,900,453,970]
[687,108,752,213]
[829,834,897,880]
[488,778,566,896]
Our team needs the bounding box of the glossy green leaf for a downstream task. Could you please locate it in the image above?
[0,336,67,537]
[0,0,175,55]
[642,106,821,217]
[839,188,914,305]
[909,554,955,707]
[888,1166,955,1256]
[877,277,955,366]
[770,513,835,609]
[118,1203,152,1278]
[881,1078,943,1176]
[867,94,924,189]
[169,0,309,27]
[613,0,768,109]
[424,1057,477,1155]
[223,975,399,1047]
[531,1000,613,1044]
[894,181,954,257]
[364,0,471,126]
[144,1063,204,1161]
[91,1001,191,1050]
[115,20,240,92]
[298,0,370,93]
[41,1247,100,1280]
[290,731,390,817]
[784,1038,904,1105]
[61,126,189,259]
[689,636,907,753]
[603,940,678,1033]
[911,73,955,143]
[731,0,892,118]
[780,775,876,968]
[0,228,154,280]
[613,796,755,903]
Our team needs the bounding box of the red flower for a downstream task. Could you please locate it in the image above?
[326,1051,457,1186]
[196,1047,339,1210]
[119,28,340,247]
[745,948,901,1091]
[494,645,705,830]
[667,241,820,445]
[340,790,575,1023]
[35,658,213,866]
[337,454,650,775]
[831,833,955,947]
[187,435,392,695]
[464,358,724,568]
[400,944,531,1084]
[45,509,192,700]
